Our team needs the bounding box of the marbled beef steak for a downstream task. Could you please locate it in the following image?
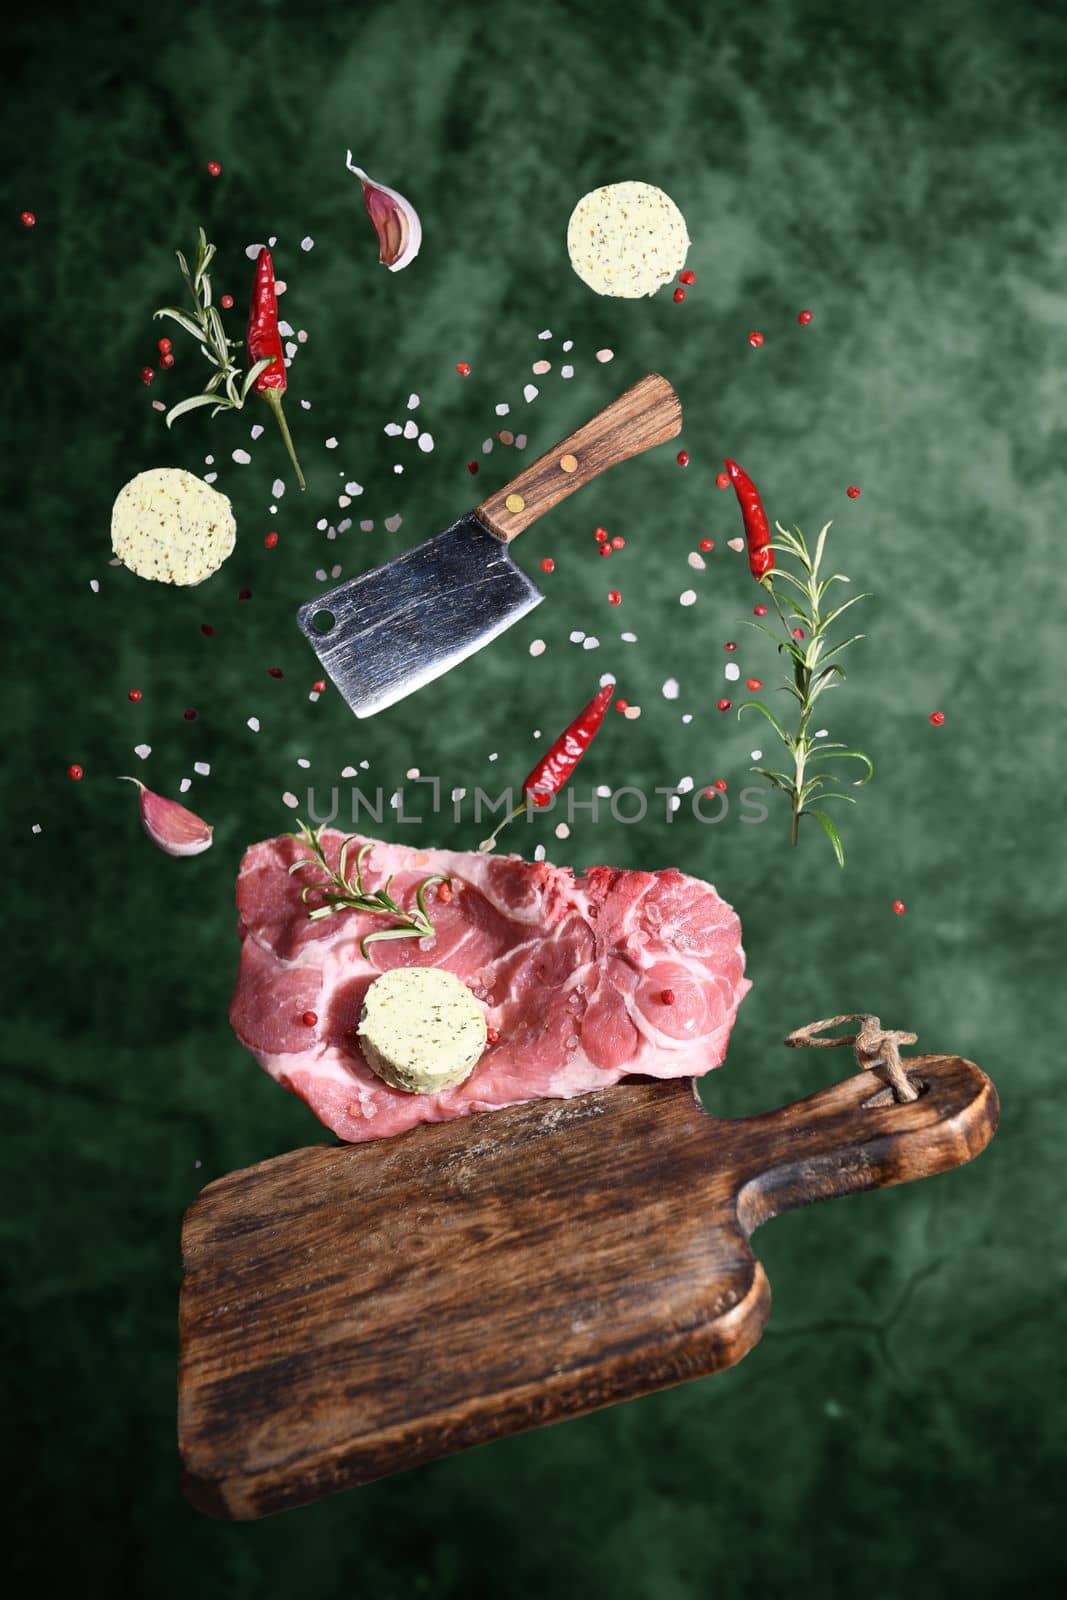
[230,832,750,1142]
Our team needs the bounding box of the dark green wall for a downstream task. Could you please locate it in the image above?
[5,0,1062,1592]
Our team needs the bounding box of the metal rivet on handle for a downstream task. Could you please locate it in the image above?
[505,493,526,513]
[559,454,578,473]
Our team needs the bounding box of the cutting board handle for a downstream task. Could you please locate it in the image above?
[727,1053,999,1235]
[476,373,682,541]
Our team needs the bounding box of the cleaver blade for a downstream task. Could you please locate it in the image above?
[297,374,682,717]
[296,512,542,719]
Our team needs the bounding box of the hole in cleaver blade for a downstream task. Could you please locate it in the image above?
[296,511,544,719]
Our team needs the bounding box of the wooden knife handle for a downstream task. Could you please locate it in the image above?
[476,373,682,541]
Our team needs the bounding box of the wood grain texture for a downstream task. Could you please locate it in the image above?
[476,374,682,540]
[178,1053,997,1520]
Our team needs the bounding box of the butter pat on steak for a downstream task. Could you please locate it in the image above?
[229,832,751,1143]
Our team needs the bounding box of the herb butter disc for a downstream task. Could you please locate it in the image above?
[357,967,488,1094]
[111,468,236,586]
[566,181,690,299]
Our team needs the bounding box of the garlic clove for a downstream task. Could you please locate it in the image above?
[118,777,213,857]
[345,152,422,271]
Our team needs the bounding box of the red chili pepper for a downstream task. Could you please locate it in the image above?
[247,248,306,491]
[523,684,614,807]
[724,458,775,584]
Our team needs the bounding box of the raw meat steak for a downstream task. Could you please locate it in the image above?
[230,831,750,1143]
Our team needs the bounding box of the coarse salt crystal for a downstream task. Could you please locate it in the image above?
[563,340,574,352]
[538,329,552,340]
[677,776,694,794]
[275,280,287,296]
[385,423,402,436]
[680,590,697,606]
[534,844,547,861]
[669,795,681,813]
[624,705,641,720]
[152,400,166,411]
[662,678,680,699]
[205,455,214,464]
[403,419,419,439]
[583,637,599,650]
[360,519,374,531]
[407,393,420,410]
[561,365,574,379]
[621,631,637,642]
[417,432,434,453]
[596,348,614,363]
[232,449,251,465]
[325,437,338,449]
[272,479,285,499]
[32,823,42,834]
[815,729,829,738]
[245,242,266,259]
[532,360,551,375]
[179,778,191,793]
[523,384,539,402]
[134,743,151,760]
[341,765,357,778]
[393,464,404,474]
[384,514,403,532]
[194,761,210,777]
[555,823,571,840]
[278,321,294,338]
[599,672,616,687]
[297,758,311,769]
[338,518,352,532]
[406,767,421,780]
[250,424,264,440]
[89,579,99,593]
[284,342,297,359]
[282,791,299,809]
[515,433,527,448]
[725,663,740,681]
[338,496,350,508]
[247,717,260,732]
[482,438,493,453]
[727,538,745,553]
[203,472,218,484]
[331,563,342,578]
[345,481,363,495]
[315,568,327,581]
[451,787,466,802]
[300,399,310,408]
[316,518,328,531]
[688,552,706,570]
[569,630,586,643]
[495,403,510,416]
[529,639,546,656]
[751,750,762,760]
[300,236,314,251]
[596,784,612,798]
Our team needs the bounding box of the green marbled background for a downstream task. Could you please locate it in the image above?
[4,0,1063,1591]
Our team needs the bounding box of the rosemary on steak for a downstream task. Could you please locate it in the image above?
[740,521,873,866]
[288,821,448,957]
[153,227,274,429]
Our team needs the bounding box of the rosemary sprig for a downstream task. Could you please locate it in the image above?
[740,521,873,866]
[287,821,448,958]
[153,227,274,429]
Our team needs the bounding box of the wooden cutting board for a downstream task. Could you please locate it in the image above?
[179,1053,997,1520]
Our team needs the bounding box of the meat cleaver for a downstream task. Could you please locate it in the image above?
[296,373,681,717]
